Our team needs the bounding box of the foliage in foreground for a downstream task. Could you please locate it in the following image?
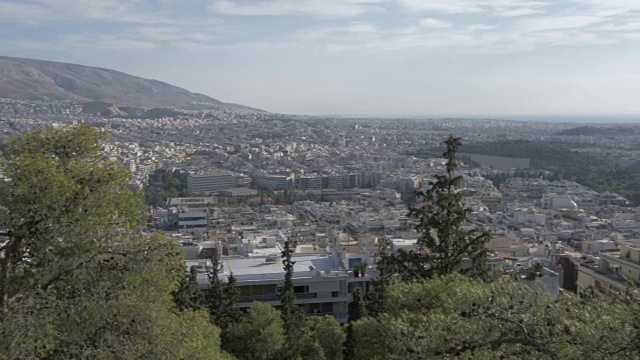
[0,126,229,359]
[352,275,640,360]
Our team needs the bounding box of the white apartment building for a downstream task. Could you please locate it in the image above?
[187,239,373,323]
[168,197,217,232]
[577,239,640,294]
[168,196,217,208]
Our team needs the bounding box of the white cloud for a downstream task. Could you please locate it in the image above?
[293,11,621,54]
[0,2,53,22]
[493,8,544,17]
[136,26,182,41]
[395,0,550,16]
[515,15,605,32]
[62,33,157,50]
[0,0,182,25]
[571,0,640,16]
[419,18,452,29]
[395,0,483,14]
[347,21,378,33]
[599,22,640,31]
[4,0,640,56]
[210,0,384,17]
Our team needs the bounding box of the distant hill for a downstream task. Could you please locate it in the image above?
[0,55,264,113]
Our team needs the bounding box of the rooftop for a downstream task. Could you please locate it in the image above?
[188,253,348,285]
[337,244,366,254]
[620,239,640,249]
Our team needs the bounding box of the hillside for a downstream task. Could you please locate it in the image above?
[0,55,263,112]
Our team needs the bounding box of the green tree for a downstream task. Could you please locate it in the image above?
[0,126,141,316]
[352,275,640,360]
[305,316,345,360]
[208,248,239,330]
[224,302,285,360]
[344,288,366,360]
[279,239,306,359]
[365,241,390,317]
[0,126,227,359]
[173,265,204,311]
[222,272,241,326]
[384,136,490,280]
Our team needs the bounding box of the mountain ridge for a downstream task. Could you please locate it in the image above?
[0,55,264,113]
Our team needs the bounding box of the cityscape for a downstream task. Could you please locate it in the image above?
[2,0,640,358]
[2,92,640,358]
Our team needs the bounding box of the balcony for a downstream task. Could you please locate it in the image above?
[238,294,279,302]
[294,293,318,299]
[239,292,337,302]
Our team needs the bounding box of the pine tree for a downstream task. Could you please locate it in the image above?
[385,136,490,280]
[344,288,366,360]
[365,241,389,317]
[221,272,240,327]
[281,239,298,331]
[280,239,305,359]
[207,247,238,330]
[173,266,203,311]
[207,247,223,320]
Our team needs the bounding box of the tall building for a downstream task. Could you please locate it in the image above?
[254,173,293,190]
[297,175,323,191]
[187,171,236,194]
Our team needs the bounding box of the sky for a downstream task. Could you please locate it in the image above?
[1,0,640,117]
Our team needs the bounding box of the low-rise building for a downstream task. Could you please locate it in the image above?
[577,239,640,294]
[187,241,374,323]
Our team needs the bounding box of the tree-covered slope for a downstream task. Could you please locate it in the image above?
[462,140,640,205]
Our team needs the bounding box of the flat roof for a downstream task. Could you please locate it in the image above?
[390,238,418,246]
[220,254,344,282]
[621,239,640,249]
[248,246,281,257]
[187,254,347,285]
[336,244,366,253]
[221,187,258,195]
[226,254,333,275]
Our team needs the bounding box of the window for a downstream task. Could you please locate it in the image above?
[238,286,251,297]
[250,284,277,296]
[293,285,309,294]
[306,303,333,314]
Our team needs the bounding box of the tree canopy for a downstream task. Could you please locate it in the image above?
[352,275,640,360]
[0,125,228,359]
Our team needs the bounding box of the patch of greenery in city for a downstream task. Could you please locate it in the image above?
[408,139,640,205]
[462,140,640,205]
[555,125,640,137]
[144,168,188,207]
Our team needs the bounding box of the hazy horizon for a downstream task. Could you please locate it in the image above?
[2,0,640,118]
[319,113,640,123]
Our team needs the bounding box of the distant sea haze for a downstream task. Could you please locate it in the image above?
[489,115,640,124]
[327,114,640,124]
